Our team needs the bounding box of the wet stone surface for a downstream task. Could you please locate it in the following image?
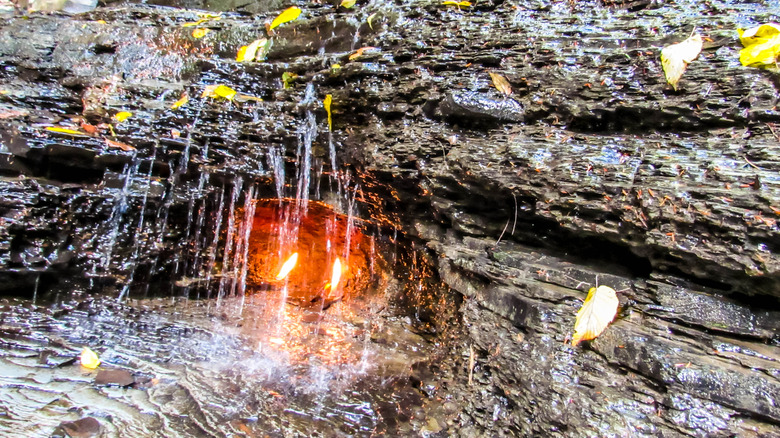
[0,0,779,436]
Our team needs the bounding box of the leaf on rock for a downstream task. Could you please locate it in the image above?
[660,34,702,91]
[192,28,211,38]
[282,71,298,89]
[348,46,377,61]
[113,111,132,122]
[571,285,619,347]
[442,0,471,8]
[45,126,85,135]
[182,13,221,28]
[340,0,356,8]
[738,23,780,69]
[367,12,377,30]
[236,38,269,62]
[171,94,189,109]
[80,347,101,369]
[269,6,301,31]
[489,72,512,96]
[105,139,136,152]
[202,84,237,101]
[324,94,333,131]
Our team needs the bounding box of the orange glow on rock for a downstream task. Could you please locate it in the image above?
[275,252,299,280]
[330,257,343,291]
[246,200,375,306]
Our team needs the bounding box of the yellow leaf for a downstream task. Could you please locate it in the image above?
[571,285,619,346]
[738,24,780,68]
[489,72,512,96]
[45,126,85,135]
[202,84,237,101]
[80,347,101,369]
[269,6,301,31]
[367,12,377,30]
[182,18,207,27]
[660,34,702,91]
[192,28,211,38]
[171,94,189,109]
[114,111,132,122]
[324,94,332,131]
[442,0,471,7]
[738,23,780,46]
[340,0,356,8]
[282,71,298,89]
[236,38,268,62]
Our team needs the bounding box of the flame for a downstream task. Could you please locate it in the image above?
[276,252,299,280]
[330,257,343,290]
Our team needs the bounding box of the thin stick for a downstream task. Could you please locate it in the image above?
[468,344,475,385]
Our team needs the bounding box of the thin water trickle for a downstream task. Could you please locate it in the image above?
[98,158,139,274]
[119,152,157,302]
[217,178,243,306]
[204,185,225,302]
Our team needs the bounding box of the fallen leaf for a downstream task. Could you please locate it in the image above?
[324,94,333,131]
[442,0,472,7]
[236,38,268,62]
[282,71,298,89]
[571,285,619,346]
[348,46,377,61]
[113,111,132,122]
[660,34,703,91]
[182,13,221,27]
[738,23,780,69]
[80,121,99,134]
[105,139,135,152]
[340,0,356,8]
[269,6,301,31]
[192,28,211,38]
[367,12,377,30]
[45,126,86,135]
[80,347,101,369]
[171,94,189,109]
[202,84,237,101]
[489,72,512,96]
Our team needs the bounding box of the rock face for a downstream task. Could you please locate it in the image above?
[0,0,779,436]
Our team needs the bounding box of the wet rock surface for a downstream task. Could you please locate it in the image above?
[0,0,779,436]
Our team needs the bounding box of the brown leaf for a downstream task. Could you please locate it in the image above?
[80,122,99,134]
[105,139,136,152]
[489,72,513,96]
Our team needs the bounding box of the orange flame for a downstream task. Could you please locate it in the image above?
[276,252,299,280]
[330,257,343,290]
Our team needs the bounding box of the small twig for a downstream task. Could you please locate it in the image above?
[767,123,780,141]
[495,194,518,246]
[744,156,762,170]
[468,344,475,386]
[495,218,510,247]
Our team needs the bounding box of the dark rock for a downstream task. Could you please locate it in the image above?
[94,369,135,387]
[57,417,101,438]
[439,92,525,124]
